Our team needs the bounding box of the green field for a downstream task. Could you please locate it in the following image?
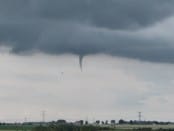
[1,124,174,131]
[113,124,174,130]
[0,125,34,131]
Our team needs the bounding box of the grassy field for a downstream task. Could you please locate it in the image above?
[0,125,34,131]
[1,124,174,131]
[113,124,174,130]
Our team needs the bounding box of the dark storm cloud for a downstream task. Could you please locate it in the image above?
[0,0,174,63]
[1,0,174,29]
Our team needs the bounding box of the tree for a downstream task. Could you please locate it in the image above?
[85,121,88,125]
[111,120,116,125]
[56,119,66,124]
[119,119,126,124]
[105,120,108,125]
[95,120,100,125]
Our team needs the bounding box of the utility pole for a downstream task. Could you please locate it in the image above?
[24,117,27,123]
[42,111,46,123]
[138,112,142,122]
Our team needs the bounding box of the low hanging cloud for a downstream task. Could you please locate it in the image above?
[0,0,174,64]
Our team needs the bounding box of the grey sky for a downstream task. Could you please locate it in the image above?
[1,0,174,122]
[1,53,174,122]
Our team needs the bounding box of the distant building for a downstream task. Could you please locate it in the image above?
[74,120,83,126]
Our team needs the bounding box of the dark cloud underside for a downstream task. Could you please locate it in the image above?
[0,0,174,63]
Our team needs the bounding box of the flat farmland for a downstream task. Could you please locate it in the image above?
[113,124,174,130]
[0,125,34,131]
[1,124,174,131]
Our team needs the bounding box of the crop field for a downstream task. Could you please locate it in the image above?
[0,125,34,131]
[1,124,174,131]
[113,124,174,129]
[114,124,174,130]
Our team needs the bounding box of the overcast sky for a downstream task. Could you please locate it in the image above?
[1,0,174,122]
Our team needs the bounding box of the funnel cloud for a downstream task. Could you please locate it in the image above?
[79,55,84,71]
